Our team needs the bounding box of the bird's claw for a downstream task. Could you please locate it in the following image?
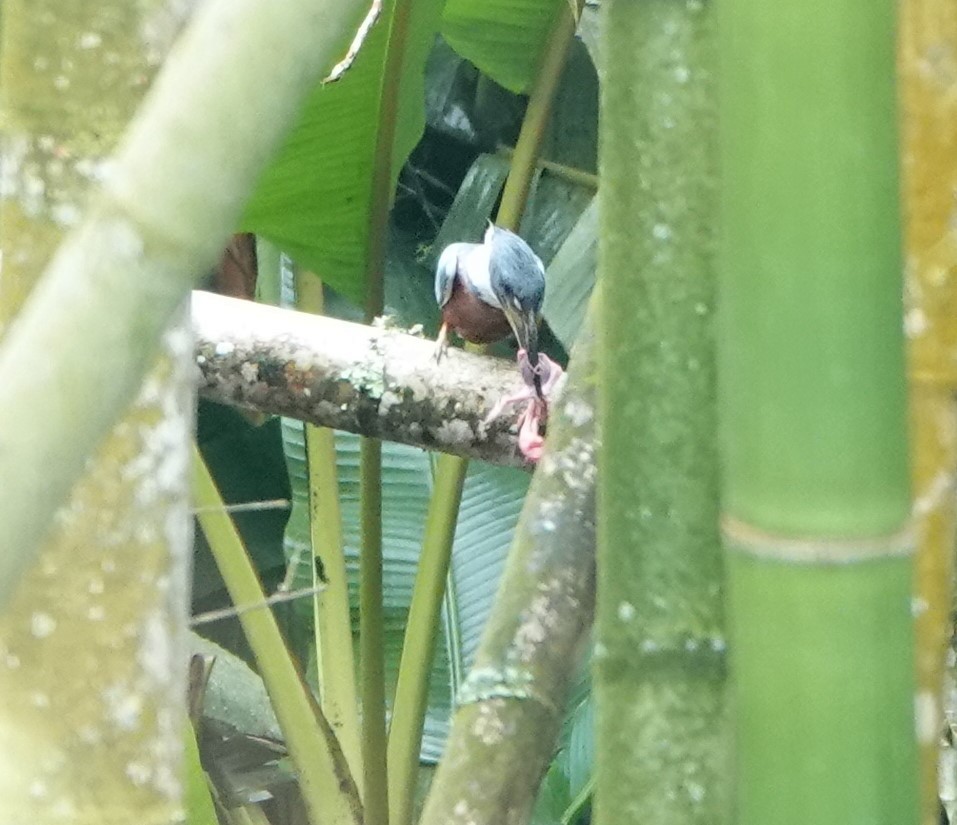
[433,323,450,364]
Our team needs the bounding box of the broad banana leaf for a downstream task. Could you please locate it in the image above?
[441,0,567,93]
[241,0,446,304]
[541,197,597,349]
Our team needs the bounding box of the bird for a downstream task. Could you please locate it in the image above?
[434,223,548,399]
[434,223,563,461]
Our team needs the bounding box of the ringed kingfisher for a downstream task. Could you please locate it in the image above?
[433,223,563,460]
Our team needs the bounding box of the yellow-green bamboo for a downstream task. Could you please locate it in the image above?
[717,0,918,822]
[898,2,957,822]
[0,0,370,604]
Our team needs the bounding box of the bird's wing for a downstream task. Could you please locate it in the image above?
[434,243,471,308]
[460,243,498,307]
[435,241,501,309]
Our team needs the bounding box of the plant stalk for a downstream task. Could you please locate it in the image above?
[193,445,363,825]
[418,300,598,825]
[386,459,467,825]
[294,269,365,795]
[496,2,580,229]
[0,0,369,605]
[357,0,419,815]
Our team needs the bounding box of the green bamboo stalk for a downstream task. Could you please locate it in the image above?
[594,0,727,823]
[385,8,580,825]
[717,1,917,823]
[0,0,369,603]
[497,4,580,228]
[192,445,363,825]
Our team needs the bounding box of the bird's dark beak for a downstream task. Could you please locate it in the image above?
[502,304,539,363]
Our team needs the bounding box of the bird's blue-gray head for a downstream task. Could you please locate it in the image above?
[485,224,546,391]
[484,224,545,315]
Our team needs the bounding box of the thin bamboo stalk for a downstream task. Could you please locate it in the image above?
[496,147,599,191]
[717,0,918,822]
[497,5,580,228]
[308,425,365,781]
[384,461,467,825]
[898,2,957,822]
[358,437,387,824]
[594,0,727,821]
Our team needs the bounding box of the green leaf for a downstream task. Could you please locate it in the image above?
[185,721,219,825]
[520,169,594,264]
[423,38,527,145]
[540,40,599,173]
[531,760,572,825]
[429,153,511,262]
[240,0,446,303]
[564,689,593,799]
[444,462,530,688]
[441,0,566,93]
[541,197,597,349]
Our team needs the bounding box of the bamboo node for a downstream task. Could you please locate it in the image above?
[721,516,914,564]
[456,666,559,714]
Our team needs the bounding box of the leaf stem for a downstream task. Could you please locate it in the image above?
[192,443,363,825]
[294,264,366,797]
